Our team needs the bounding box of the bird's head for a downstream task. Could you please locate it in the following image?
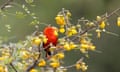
[43,26,58,37]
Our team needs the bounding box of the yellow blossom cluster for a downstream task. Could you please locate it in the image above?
[55,11,71,26]
[63,42,77,51]
[31,35,48,46]
[30,69,38,72]
[54,52,65,59]
[59,26,65,33]
[80,38,96,53]
[99,21,106,29]
[0,65,8,72]
[50,58,60,68]
[95,16,107,38]
[0,48,11,62]
[66,26,78,36]
[19,49,31,60]
[55,10,72,35]
[75,62,88,71]
[55,15,66,26]
[38,59,46,67]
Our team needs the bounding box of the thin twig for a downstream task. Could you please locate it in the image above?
[106,8,120,18]
[62,8,70,26]
[63,57,84,69]
[0,0,13,10]
[80,26,96,35]
[25,52,41,72]
[10,62,18,72]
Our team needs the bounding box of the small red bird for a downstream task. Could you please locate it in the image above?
[43,26,58,58]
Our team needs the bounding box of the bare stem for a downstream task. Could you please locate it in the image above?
[63,57,84,69]
[106,8,120,18]
[0,0,13,10]
[62,8,70,26]
[10,62,18,72]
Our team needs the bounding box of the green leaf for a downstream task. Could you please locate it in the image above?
[25,0,34,4]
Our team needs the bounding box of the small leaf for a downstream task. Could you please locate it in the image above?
[16,11,27,18]
[25,0,34,4]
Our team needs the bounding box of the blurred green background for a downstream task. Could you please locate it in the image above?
[0,0,120,72]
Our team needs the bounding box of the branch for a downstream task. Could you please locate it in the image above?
[25,43,42,72]
[10,62,18,72]
[63,57,84,69]
[25,59,40,72]
[62,8,70,26]
[0,0,13,10]
[80,26,96,35]
[25,52,41,72]
[70,8,120,41]
[79,8,120,35]
[106,8,120,18]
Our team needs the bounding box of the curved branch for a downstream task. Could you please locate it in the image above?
[0,0,13,10]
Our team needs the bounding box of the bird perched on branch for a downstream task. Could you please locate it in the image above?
[43,26,58,59]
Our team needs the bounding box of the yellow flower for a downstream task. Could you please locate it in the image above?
[75,62,88,71]
[69,42,77,49]
[59,27,65,33]
[80,38,87,44]
[81,62,88,71]
[67,31,73,37]
[0,57,4,61]
[66,27,77,36]
[80,48,86,53]
[32,37,42,45]
[76,24,81,28]
[86,22,95,27]
[30,69,38,72]
[50,61,60,68]
[99,21,106,29]
[55,15,66,25]
[75,63,81,70]
[66,11,71,17]
[56,52,65,59]
[96,29,101,38]
[0,65,7,72]
[96,16,102,21]
[20,50,30,59]
[71,28,77,35]
[80,44,89,49]
[0,65,4,72]
[89,45,96,51]
[81,65,88,71]
[117,17,120,27]
[38,59,46,67]
[63,42,71,51]
[42,36,48,44]
[50,57,57,62]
